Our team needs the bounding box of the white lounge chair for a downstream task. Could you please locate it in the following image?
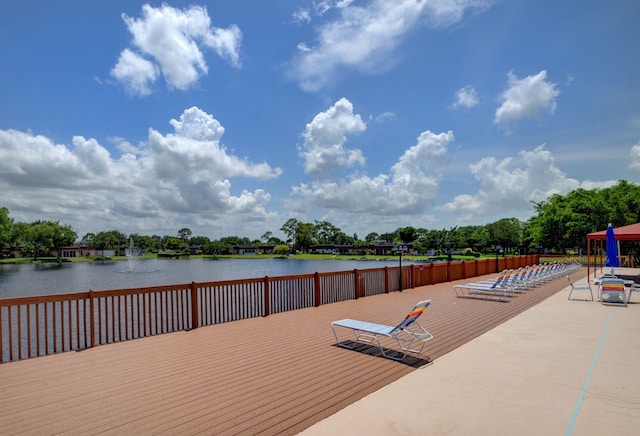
[567,275,593,301]
[453,270,515,301]
[331,300,433,361]
[599,278,627,306]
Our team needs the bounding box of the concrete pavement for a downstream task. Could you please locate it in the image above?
[302,272,640,435]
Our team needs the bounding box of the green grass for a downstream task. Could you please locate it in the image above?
[1,252,519,264]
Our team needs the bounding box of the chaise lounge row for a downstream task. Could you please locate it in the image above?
[453,260,581,302]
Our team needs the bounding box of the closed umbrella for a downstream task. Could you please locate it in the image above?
[605,223,620,276]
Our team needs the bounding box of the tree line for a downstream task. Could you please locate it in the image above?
[1,180,638,261]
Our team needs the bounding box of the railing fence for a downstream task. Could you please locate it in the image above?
[1,255,540,363]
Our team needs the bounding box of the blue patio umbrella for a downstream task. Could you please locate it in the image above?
[604,223,620,275]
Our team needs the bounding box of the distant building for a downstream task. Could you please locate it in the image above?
[310,244,336,254]
[60,245,115,258]
[231,245,257,255]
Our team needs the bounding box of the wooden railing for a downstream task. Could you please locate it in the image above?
[0,255,539,363]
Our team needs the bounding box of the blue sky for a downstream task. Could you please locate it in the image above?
[1,0,639,241]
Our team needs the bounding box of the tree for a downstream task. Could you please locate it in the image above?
[379,231,396,243]
[189,235,211,247]
[487,218,522,254]
[80,232,95,247]
[162,236,184,251]
[49,222,77,258]
[273,244,290,255]
[528,180,640,253]
[354,239,369,253]
[178,228,192,242]
[296,222,315,253]
[203,240,225,255]
[365,232,380,242]
[454,225,489,252]
[12,222,35,258]
[0,207,14,255]
[314,220,342,244]
[281,218,300,251]
[131,234,157,253]
[266,235,285,245]
[17,221,56,260]
[398,226,416,244]
[93,230,128,255]
[260,231,273,243]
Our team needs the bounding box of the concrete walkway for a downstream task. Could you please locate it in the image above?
[302,275,640,435]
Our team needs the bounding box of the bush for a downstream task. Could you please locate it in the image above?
[274,244,291,255]
[461,247,481,258]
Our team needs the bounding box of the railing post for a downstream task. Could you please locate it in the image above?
[314,272,321,307]
[430,262,436,284]
[384,267,389,293]
[89,289,96,348]
[353,269,360,299]
[190,282,199,330]
[263,276,270,316]
[410,265,415,288]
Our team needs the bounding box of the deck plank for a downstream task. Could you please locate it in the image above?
[0,269,582,435]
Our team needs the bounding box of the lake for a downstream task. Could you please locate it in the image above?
[0,258,409,298]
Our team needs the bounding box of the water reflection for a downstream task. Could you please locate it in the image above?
[0,258,410,298]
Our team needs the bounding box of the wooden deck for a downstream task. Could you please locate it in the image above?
[0,269,583,435]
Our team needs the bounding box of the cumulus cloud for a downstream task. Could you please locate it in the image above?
[630,141,640,170]
[495,70,559,125]
[438,145,611,222]
[299,98,366,177]
[110,48,160,96]
[111,4,242,95]
[288,0,489,91]
[452,85,479,109]
[149,107,281,183]
[0,107,280,236]
[291,99,453,217]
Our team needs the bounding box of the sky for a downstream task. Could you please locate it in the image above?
[1,0,639,242]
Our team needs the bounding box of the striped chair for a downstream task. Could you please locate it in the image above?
[599,279,627,306]
[331,300,433,361]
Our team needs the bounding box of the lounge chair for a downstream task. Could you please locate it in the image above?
[599,278,627,306]
[331,300,433,361]
[453,270,515,301]
[567,275,593,301]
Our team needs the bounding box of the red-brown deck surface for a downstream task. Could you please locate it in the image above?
[0,270,582,435]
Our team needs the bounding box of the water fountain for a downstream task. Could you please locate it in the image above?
[124,237,141,272]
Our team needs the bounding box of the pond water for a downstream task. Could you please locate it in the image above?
[0,258,410,298]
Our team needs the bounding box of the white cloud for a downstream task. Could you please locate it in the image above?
[112,4,242,95]
[299,98,366,177]
[110,48,160,96]
[149,107,281,183]
[292,7,312,24]
[289,0,489,91]
[374,111,396,123]
[438,145,612,222]
[452,85,479,109]
[0,107,280,237]
[630,141,640,170]
[293,0,356,24]
[495,70,560,125]
[291,120,453,216]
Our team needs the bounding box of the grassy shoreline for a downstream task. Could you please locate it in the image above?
[0,253,488,264]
